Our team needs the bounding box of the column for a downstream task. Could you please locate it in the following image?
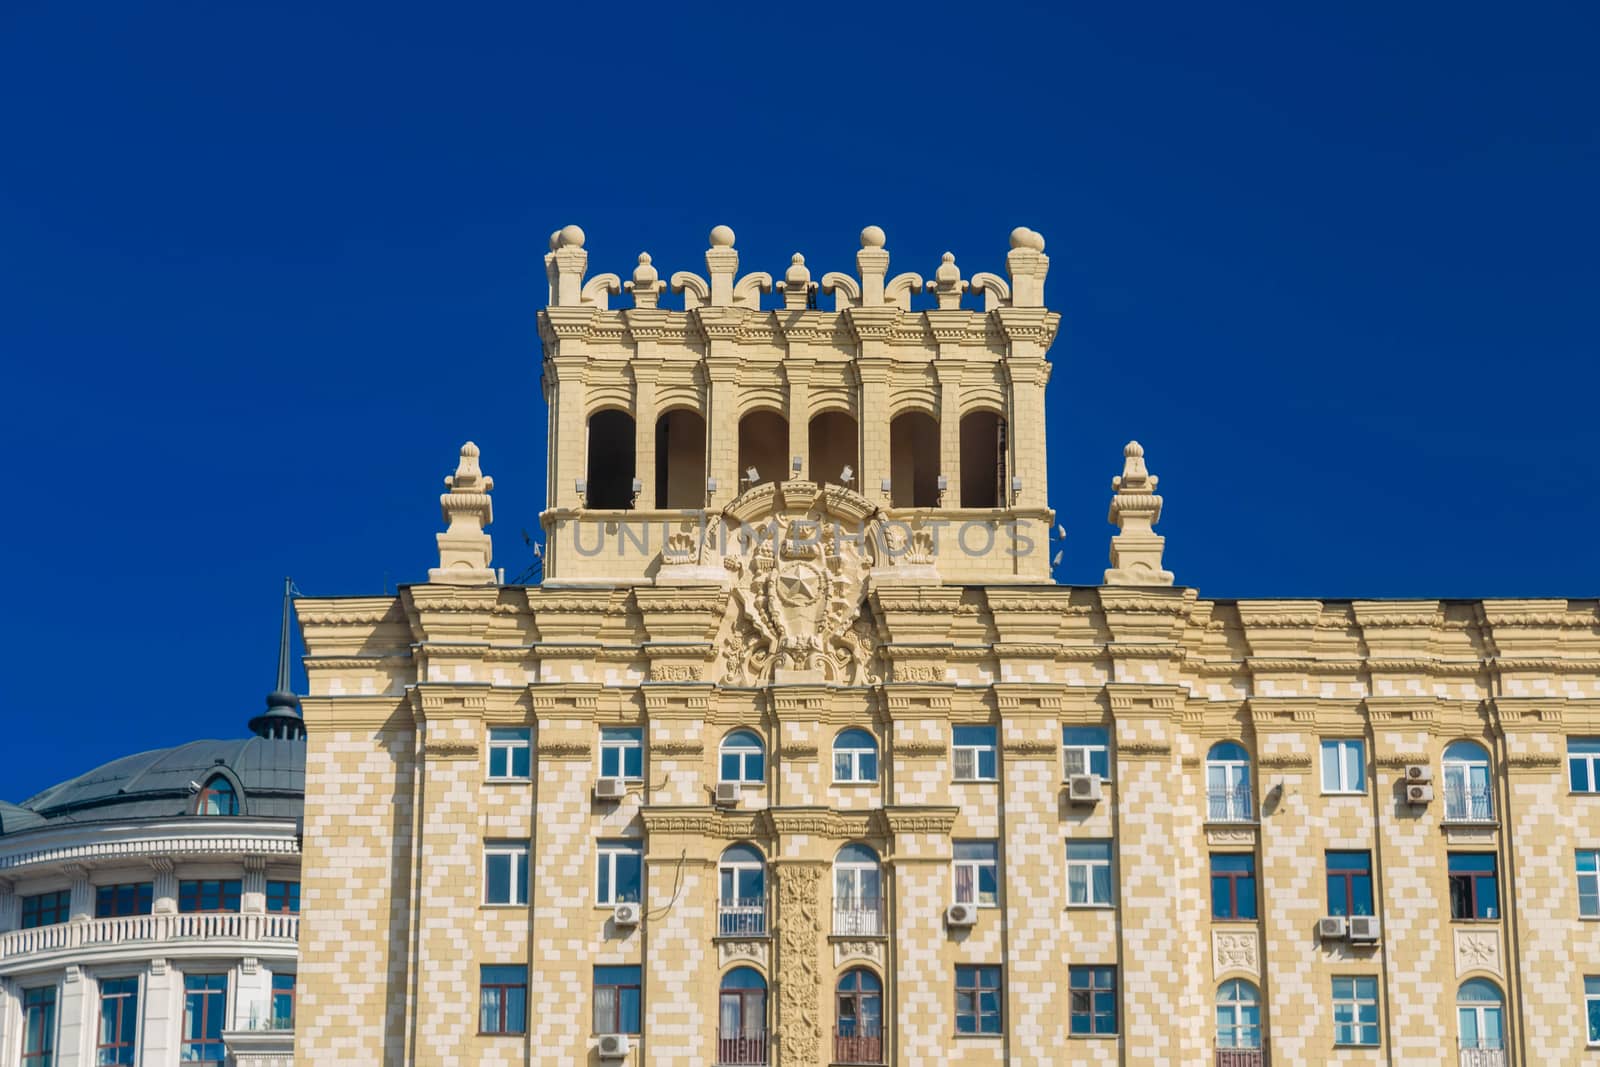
[632,361,659,509]
[57,965,88,1067]
[141,959,179,1063]
[773,860,828,1067]
[846,308,897,494]
[66,864,92,923]
[235,957,272,1030]
[242,856,267,914]
[0,877,17,932]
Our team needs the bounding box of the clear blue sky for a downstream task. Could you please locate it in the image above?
[2,3,1596,800]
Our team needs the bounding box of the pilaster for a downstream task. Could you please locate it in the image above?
[772,860,828,1067]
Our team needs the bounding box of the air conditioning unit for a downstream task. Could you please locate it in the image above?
[714,781,741,806]
[1348,915,1381,942]
[597,1033,631,1058]
[1317,915,1348,940]
[594,778,627,800]
[1406,783,1435,804]
[1067,773,1103,804]
[1405,764,1434,783]
[612,902,641,927]
[946,903,978,927]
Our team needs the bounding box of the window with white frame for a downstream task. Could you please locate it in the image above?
[1578,850,1599,919]
[1585,975,1600,1045]
[953,725,997,782]
[599,727,643,780]
[596,839,643,905]
[1443,741,1494,821]
[1571,738,1600,793]
[484,841,529,905]
[488,728,531,780]
[719,729,765,784]
[953,840,999,906]
[1320,738,1366,793]
[1332,976,1379,1046]
[1066,841,1113,906]
[1062,726,1110,780]
[833,728,879,783]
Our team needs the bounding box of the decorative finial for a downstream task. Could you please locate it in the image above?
[548,224,589,307]
[861,225,887,249]
[1006,226,1049,307]
[709,224,736,247]
[1104,440,1173,586]
[557,224,586,248]
[248,577,305,741]
[779,253,815,310]
[430,441,498,586]
[1009,226,1046,252]
[625,252,664,309]
[927,252,968,310]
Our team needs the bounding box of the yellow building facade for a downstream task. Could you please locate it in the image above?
[294,226,1600,1066]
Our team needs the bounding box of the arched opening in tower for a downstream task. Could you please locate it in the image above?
[585,409,636,509]
[960,410,1007,508]
[737,410,788,491]
[889,411,940,507]
[809,410,858,489]
[654,408,705,508]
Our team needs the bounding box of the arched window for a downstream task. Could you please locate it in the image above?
[889,411,940,507]
[585,409,637,509]
[194,775,238,816]
[809,411,858,489]
[655,408,706,508]
[1206,742,1252,823]
[835,969,883,1064]
[737,410,788,491]
[959,410,1006,508]
[1216,979,1261,1049]
[718,967,768,1063]
[833,844,883,936]
[1457,978,1505,1053]
[832,729,879,784]
[1443,741,1493,822]
[718,844,766,937]
[719,730,765,785]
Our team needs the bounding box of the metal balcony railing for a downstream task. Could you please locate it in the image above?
[1207,786,1253,823]
[833,1027,884,1065]
[0,912,299,965]
[1444,784,1495,823]
[832,898,885,937]
[716,1030,768,1065]
[717,898,767,938]
[1458,1045,1507,1067]
[1216,1045,1265,1067]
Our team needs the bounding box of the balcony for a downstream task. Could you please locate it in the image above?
[832,899,885,937]
[1458,1044,1507,1067]
[715,1031,768,1065]
[718,898,768,938]
[1216,1046,1265,1067]
[1207,786,1253,823]
[834,1028,884,1065]
[1444,785,1495,824]
[0,912,300,971]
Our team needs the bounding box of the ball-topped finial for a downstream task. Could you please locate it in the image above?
[633,252,658,285]
[709,224,736,247]
[549,230,562,252]
[1124,440,1144,457]
[786,253,810,286]
[1009,226,1046,252]
[860,225,887,249]
[935,251,960,283]
[558,224,586,249]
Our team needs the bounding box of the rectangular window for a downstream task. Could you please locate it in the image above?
[1326,851,1374,917]
[597,839,644,905]
[21,890,71,929]
[479,965,527,1035]
[1586,975,1600,1045]
[484,842,530,905]
[97,976,139,1065]
[178,880,242,914]
[1578,850,1600,919]
[1062,726,1111,780]
[94,883,154,919]
[22,986,56,1066]
[1331,976,1379,1046]
[955,964,1002,1035]
[1321,739,1367,793]
[1068,965,1117,1036]
[953,840,999,907]
[182,974,228,1065]
[1448,853,1500,920]
[1066,841,1113,906]
[1211,853,1258,920]
[952,725,997,782]
[265,880,300,914]
[599,727,644,779]
[1572,739,1600,793]
[593,965,642,1034]
[488,727,532,779]
[271,973,296,1029]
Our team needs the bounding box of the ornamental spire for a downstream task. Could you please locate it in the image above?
[1104,441,1174,586]
[249,577,306,740]
[430,441,497,585]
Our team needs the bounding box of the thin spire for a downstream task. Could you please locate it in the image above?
[250,577,306,741]
[276,575,292,694]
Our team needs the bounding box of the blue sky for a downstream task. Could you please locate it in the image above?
[2,2,1596,800]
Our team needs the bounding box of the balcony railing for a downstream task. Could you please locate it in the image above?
[833,898,885,937]
[718,898,768,938]
[1458,1045,1507,1067]
[0,912,299,964]
[834,1028,884,1065]
[716,1031,768,1065]
[1444,784,1495,823]
[1216,1045,1265,1067]
[1207,786,1253,823]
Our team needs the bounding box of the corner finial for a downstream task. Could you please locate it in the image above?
[1005,226,1049,307]
[430,441,497,586]
[1104,440,1174,586]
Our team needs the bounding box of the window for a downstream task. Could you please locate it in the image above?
[1069,966,1117,1036]
[600,727,644,779]
[94,883,153,918]
[719,730,766,785]
[271,973,296,1029]
[1321,739,1366,793]
[1211,854,1258,921]
[1326,851,1374,918]
[1571,738,1600,793]
[953,841,999,907]
[952,725,997,782]
[835,969,883,1062]
[1062,726,1111,780]
[1206,742,1252,822]
[1586,975,1600,1045]
[1579,850,1600,918]
[593,965,642,1034]
[1065,841,1113,906]
[597,839,643,905]
[717,967,767,1061]
[194,775,239,816]
[1443,741,1494,822]
[955,965,1002,1035]
[182,974,228,1065]
[22,986,55,1067]
[1457,978,1504,1052]
[484,842,530,906]
[488,728,531,779]
[266,880,300,914]
[833,843,883,936]
[21,890,70,929]
[179,880,242,914]
[719,843,767,937]
[479,965,527,1035]
[1216,979,1260,1049]
[1331,976,1379,1046]
[1448,853,1499,920]
[833,729,879,783]
[97,977,139,1065]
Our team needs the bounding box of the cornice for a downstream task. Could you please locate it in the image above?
[0,823,301,874]
[892,742,947,758]
[421,742,478,761]
[539,741,593,761]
